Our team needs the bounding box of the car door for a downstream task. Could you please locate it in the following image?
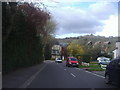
[115,59,120,84]
[107,60,117,81]
[110,59,120,83]
[112,59,119,83]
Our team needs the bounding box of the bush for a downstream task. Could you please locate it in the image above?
[77,54,91,63]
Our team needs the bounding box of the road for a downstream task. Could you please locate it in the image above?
[18,60,117,88]
[0,72,1,90]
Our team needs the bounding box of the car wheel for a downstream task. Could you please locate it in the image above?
[105,74,111,84]
[66,64,67,67]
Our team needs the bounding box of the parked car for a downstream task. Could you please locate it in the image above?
[105,58,120,86]
[55,58,62,63]
[66,57,79,67]
[97,57,110,65]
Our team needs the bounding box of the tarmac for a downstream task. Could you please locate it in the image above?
[2,62,106,88]
[0,72,1,90]
[92,71,105,76]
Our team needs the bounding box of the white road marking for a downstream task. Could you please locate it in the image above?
[70,73,76,77]
[19,64,47,88]
[76,68,81,70]
[85,71,105,78]
[64,69,66,71]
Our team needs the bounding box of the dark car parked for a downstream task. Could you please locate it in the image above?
[105,58,120,86]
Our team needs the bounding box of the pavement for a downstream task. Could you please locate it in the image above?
[3,61,47,88]
[2,60,118,89]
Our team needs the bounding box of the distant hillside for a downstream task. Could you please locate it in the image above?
[57,35,118,44]
[57,35,118,53]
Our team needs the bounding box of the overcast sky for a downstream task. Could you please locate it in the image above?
[36,0,118,38]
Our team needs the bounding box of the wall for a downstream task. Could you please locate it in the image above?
[116,41,120,58]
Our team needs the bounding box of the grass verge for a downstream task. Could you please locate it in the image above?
[79,61,105,71]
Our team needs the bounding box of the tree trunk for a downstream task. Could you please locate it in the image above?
[42,44,46,61]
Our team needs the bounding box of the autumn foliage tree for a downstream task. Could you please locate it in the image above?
[67,42,91,63]
[67,42,85,57]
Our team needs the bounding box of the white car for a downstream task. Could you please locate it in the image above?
[97,57,111,69]
[97,57,110,69]
[97,57,110,65]
[55,58,62,63]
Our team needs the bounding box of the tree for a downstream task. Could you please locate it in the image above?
[2,2,18,43]
[18,2,56,60]
[67,42,91,63]
[44,37,57,60]
[67,42,85,57]
[84,43,102,61]
[2,2,56,74]
[41,19,57,60]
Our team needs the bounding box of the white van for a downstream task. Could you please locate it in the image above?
[97,57,110,65]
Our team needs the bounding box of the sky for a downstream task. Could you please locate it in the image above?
[21,0,119,38]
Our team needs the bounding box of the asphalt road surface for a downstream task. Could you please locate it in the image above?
[17,60,118,88]
[0,72,2,89]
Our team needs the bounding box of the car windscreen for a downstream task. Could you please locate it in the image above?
[70,58,77,61]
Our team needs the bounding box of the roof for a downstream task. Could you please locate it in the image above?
[67,57,76,58]
[111,58,120,62]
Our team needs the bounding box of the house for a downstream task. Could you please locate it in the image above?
[87,41,92,45]
[113,40,120,58]
[103,41,111,45]
[93,41,101,47]
[60,43,69,60]
[51,42,62,59]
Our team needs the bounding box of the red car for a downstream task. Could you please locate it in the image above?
[66,57,79,67]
